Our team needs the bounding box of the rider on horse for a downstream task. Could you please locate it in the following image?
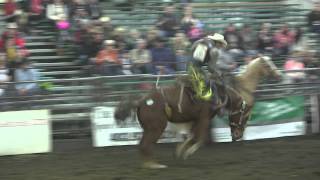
[188,33,228,105]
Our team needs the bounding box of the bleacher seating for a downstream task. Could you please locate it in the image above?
[1,0,318,136]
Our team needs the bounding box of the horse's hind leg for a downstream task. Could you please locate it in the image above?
[139,111,168,169]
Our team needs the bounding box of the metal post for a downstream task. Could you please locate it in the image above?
[311,94,320,133]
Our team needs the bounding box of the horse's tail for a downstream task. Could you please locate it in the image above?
[114,95,142,124]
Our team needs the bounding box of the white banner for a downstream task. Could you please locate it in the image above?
[0,110,52,156]
[91,107,182,147]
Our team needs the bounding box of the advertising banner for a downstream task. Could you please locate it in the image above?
[213,96,306,142]
[0,110,51,156]
[92,96,306,146]
[91,107,182,147]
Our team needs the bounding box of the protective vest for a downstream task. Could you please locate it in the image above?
[191,38,215,65]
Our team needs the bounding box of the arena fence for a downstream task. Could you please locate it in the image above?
[0,68,319,137]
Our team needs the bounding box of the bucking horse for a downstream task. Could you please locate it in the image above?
[114,56,282,169]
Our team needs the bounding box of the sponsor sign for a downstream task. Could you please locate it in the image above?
[91,107,182,147]
[213,96,306,142]
[0,110,51,156]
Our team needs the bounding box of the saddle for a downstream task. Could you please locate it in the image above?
[176,75,223,106]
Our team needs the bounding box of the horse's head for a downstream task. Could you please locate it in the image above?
[259,56,283,81]
[229,103,251,141]
[230,117,247,141]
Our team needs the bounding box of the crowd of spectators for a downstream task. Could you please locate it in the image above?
[0,0,319,97]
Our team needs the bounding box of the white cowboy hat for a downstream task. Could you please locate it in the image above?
[207,33,228,48]
[99,16,111,22]
[7,22,18,29]
[104,40,115,45]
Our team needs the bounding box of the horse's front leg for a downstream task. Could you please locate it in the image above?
[182,111,211,159]
[175,134,193,158]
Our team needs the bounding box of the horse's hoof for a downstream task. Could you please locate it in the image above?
[143,162,168,169]
[182,143,201,160]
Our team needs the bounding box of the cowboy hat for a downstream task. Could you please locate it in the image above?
[104,40,115,45]
[207,33,228,48]
[7,22,18,29]
[115,27,126,32]
[99,16,111,22]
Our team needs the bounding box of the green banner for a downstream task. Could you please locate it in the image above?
[249,96,304,124]
[214,96,305,127]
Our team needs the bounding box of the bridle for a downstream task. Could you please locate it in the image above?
[229,100,249,129]
[227,87,252,130]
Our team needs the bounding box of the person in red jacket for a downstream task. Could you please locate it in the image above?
[0,23,29,78]
[3,0,17,22]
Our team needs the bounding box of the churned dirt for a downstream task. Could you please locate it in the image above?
[0,135,319,180]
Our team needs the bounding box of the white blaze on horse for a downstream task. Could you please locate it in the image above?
[114,56,282,169]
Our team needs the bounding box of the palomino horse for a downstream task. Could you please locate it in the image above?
[223,56,282,141]
[114,56,282,169]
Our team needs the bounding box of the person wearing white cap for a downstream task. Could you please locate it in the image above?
[187,33,228,104]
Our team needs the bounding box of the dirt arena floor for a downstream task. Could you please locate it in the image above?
[0,134,319,180]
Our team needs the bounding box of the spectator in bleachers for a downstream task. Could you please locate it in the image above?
[223,23,243,59]
[304,51,320,82]
[74,22,93,65]
[120,51,132,75]
[0,23,29,78]
[99,16,114,40]
[69,0,87,18]
[14,60,40,96]
[127,29,141,50]
[151,37,176,74]
[308,1,320,34]
[46,0,69,23]
[86,0,102,19]
[156,5,179,37]
[23,0,44,29]
[3,0,18,22]
[0,54,10,97]
[15,8,29,35]
[272,24,295,57]
[146,27,160,49]
[187,20,203,43]
[170,32,190,71]
[180,5,197,34]
[129,39,153,74]
[283,49,306,83]
[112,27,128,49]
[71,7,91,40]
[291,27,309,53]
[239,24,257,55]
[94,40,122,75]
[77,26,103,65]
[46,0,70,55]
[257,23,273,54]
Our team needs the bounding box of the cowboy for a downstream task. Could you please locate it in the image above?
[188,33,228,104]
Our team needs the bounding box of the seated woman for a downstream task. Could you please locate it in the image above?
[129,39,153,74]
[283,50,306,83]
[94,40,122,76]
[14,60,40,96]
